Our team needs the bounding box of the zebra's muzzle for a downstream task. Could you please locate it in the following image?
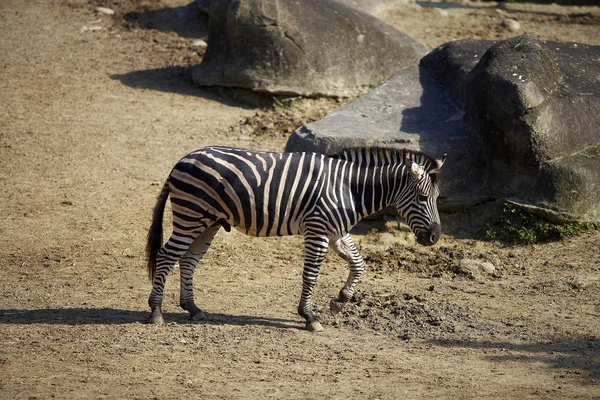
[416,222,441,246]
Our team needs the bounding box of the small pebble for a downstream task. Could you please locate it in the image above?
[501,19,520,32]
[459,259,496,276]
[192,39,208,49]
[567,275,599,290]
[95,7,115,16]
[434,8,449,17]
[81,25,103,32]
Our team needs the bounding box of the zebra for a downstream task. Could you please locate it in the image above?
[145,146,446,331]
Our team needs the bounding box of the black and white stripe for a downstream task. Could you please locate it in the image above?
[145,146,446,331]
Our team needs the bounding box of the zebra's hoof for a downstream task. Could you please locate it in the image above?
[181,302,205,321]
[306,320,324,332]
[148,308,164,325]
[330,298,344,315]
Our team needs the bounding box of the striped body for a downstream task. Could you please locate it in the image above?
[171,147,326,237]
[145,146,445,330]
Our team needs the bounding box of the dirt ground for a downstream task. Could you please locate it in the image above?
[1,0,599,398]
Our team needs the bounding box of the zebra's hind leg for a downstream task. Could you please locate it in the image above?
[329,233,365,315]
[298,232,330,332]
[147,231,200,325]
[179,223,221,321]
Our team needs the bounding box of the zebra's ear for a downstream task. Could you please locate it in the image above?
[404,152,425,180]
[430,153,447,174]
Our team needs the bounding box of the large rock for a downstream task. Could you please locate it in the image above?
[286,35,600,227]
[461,36,600,222]
[191,0,427,97]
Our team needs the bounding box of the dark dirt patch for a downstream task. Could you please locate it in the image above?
[328,289,507,341]
[226,98,348,139]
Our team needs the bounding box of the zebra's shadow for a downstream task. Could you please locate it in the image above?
[0,308,302,329]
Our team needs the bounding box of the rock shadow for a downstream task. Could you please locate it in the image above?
[430,337,600,383]
[399,66,469,142]
[110,66,267,108]
[124,2,209,39]
[111,66,200,95]
[0,308,302,330]
[415,1,496,10]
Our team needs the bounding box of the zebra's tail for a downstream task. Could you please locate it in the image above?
[146,179,170,282]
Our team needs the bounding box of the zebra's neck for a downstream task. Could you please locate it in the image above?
[326,148,409,222]
[348,161,406,221]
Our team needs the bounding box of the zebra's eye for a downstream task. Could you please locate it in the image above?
[418,194,429,202]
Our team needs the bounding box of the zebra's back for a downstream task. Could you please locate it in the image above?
[168,147,328,237]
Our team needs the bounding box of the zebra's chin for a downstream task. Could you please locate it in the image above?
[414,222,441,246]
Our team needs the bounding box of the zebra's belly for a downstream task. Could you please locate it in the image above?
[231,215,303,237]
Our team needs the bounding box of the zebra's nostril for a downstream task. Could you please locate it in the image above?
[430,233,437,243]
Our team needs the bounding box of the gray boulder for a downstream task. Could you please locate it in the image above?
[461,36,600,222]
[287,35,600,228]
[191,0,427,97]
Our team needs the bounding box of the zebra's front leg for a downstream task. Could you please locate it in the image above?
[179,224,221,321]
[329,234,365,315]
[298,233,330,332]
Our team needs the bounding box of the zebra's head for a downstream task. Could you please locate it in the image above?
[395,151,447,246]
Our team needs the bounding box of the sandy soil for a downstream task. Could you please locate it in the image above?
[1,0,599,399]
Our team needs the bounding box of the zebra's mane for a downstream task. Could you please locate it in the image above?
[328,147,442,184]
[328,147,436,169]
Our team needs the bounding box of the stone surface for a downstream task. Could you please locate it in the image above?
[191,0,427,97]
